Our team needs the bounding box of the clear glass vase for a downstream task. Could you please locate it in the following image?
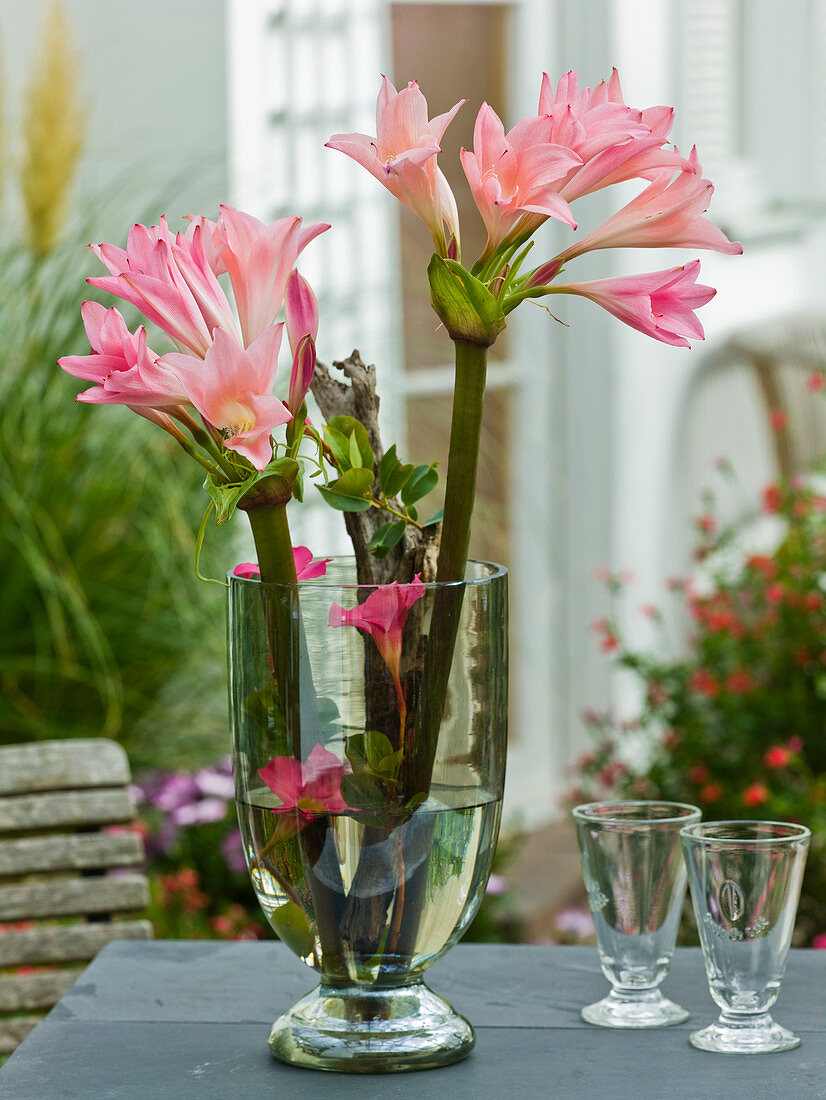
[229,559,507,1072]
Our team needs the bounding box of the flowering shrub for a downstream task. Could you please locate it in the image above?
[134,759,266,941]
[572,469,826,943]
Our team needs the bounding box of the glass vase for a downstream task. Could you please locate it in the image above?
[229,558,507,1073]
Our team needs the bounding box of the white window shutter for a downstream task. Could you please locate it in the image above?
[226,0,403,552]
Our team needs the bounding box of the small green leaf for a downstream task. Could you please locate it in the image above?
[367,519,406,559]
[292,462,304,503]
[424,508,444,527]
[324,426,351,471]
[317,467,374,512]
[327,416,374,470]
[364,731,396,771]
[340,772,387,811]
[271,902,315,958]
[203,471,258,525]
[378,444,399,495]
[344,733,368,773]
[348,431,363,471]
[428,254,507,347]
[401,463,439,506]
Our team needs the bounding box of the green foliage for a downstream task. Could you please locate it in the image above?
[0,227,229,770]
[572,474,826,944]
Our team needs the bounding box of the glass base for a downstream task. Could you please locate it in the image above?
[268,978,475,1073]
[581,988,690,1029]
[690,1012,800,1054]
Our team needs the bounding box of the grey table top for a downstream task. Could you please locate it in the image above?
[1,942,824,1099]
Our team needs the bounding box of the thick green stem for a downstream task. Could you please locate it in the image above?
[246,505,298,585]
[437,339,488,582]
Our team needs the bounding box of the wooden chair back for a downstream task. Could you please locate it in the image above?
[0,739,152,1055]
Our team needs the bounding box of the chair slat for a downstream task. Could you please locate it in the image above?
[0,739,130,795]
[0,874,149,921]
[0,831,145,877]
[0,919,153,968]
[0,1015,42,1056]
[0,969,79,1013]
[0,788,134,832]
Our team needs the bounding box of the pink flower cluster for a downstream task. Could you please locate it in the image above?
[58,208,327,470]
[328,70,742,348]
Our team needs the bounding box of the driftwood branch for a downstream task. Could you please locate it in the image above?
[311,350,439,586]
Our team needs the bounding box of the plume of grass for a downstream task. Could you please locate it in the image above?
[20,0,84,257]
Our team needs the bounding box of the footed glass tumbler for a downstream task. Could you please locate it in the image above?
[573,800,701,1028]
[681,820,809,1054]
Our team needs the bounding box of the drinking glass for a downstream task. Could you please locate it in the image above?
[573,800,701,1027]
[681,820,810,1054]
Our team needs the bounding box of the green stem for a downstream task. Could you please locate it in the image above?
[246,505,298,585]
[437,339,488,582]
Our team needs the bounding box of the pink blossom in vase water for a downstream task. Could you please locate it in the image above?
[258,743,352,818]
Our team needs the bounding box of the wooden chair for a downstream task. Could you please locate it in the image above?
[0,739,153,1055]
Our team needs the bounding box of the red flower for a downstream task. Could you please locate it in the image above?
[742,782,770,807]
[695,513,716,535]
[725,669,752,694]
[789,736,804,752]
[770,408,787,431]
[805,593,821,612]
[688,764,709,784]
[812,933,826,949]
[762,485,783,514]
[747,554,777,578]
[690,668,719,697]
[764,745,791,770]
[807,371,825,392]
[700,782,722,803]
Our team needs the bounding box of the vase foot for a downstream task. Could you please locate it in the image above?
[268,978,475,1073]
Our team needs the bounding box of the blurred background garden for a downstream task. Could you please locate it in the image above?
[2,0,826,948]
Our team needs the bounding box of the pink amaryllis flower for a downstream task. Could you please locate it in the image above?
[329,578,426,733]
[552,148,742,266]
[216,205,329,347]
[537,69,683,203]
[326,77,465,256]
[259,743,352,818]
[284,269,318,417]
[233,547,331,581]
[59,301,190,408]
[460,103,582,256]
[546,260,716,347]
[87,218,239,357]
[162,325,291,470]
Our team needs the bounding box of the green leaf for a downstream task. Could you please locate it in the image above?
[340,771,387,811]
[271,901,315,959]
[203,471,258,526]
[367,519,406,559]
[348,431,363,471]
[317,467,374,512]
[428,254,507,347]
[401,463,439,506]
[327,416,374,470]
[323,426,352,471]
[292,462,304,504]
[364,731,396,772]
[424,508,444,527]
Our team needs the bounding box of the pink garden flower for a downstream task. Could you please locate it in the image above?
[328,576,426,682]
[537,69,684,203]
[552,148,742,266]
[161,325,291,470]
[59,302,190,407]
[233,547,331,581]
[87,218,239,357]
[258,743,351,817]
[215,205,329,347]
[547,260,716,347]
[327,77,464,256]
[460,103,582,255]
